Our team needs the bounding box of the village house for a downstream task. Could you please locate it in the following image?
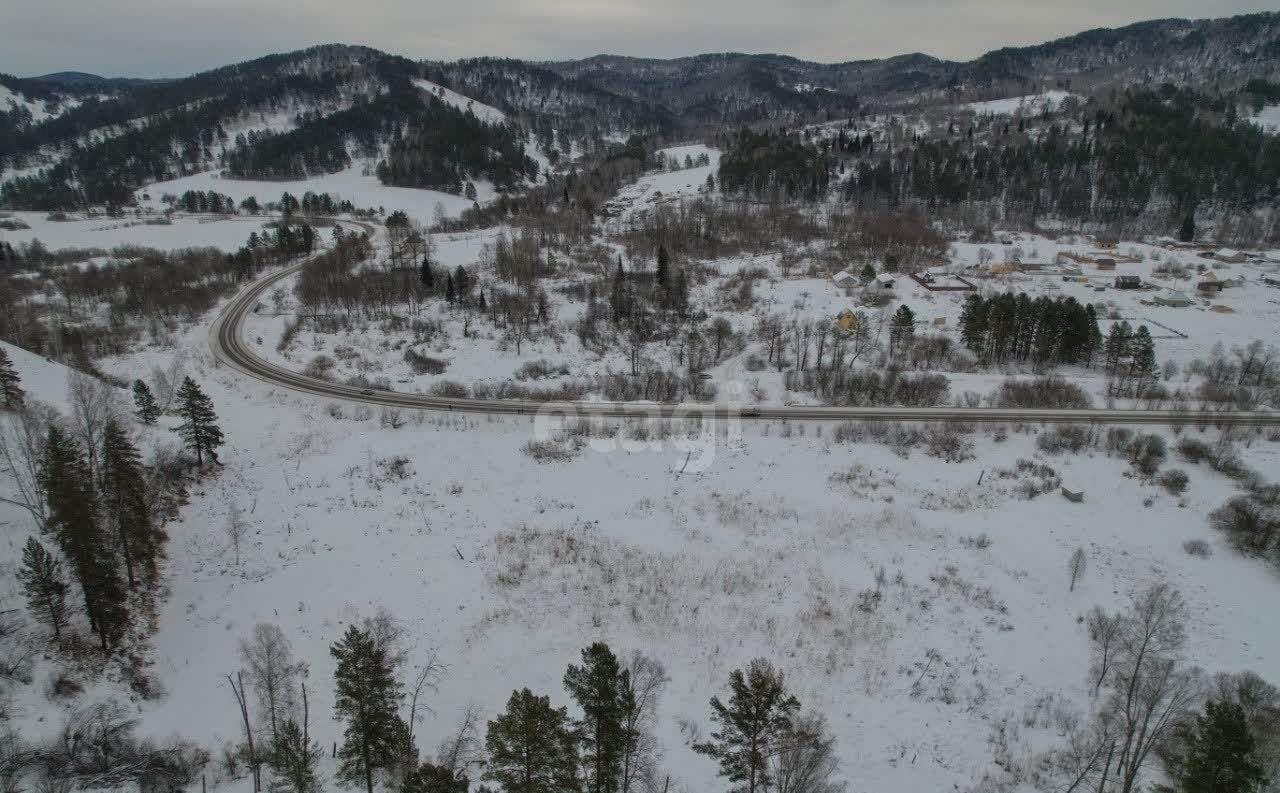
[832,270,858,289]
[1114,274,1142,289]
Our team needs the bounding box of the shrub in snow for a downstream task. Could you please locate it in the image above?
[521,439,578,463]
[403,348,448,375]
[994,376,1091,409]
[1125,434,1167,478]
[1036,426,1095,454]
[429,380,470,399]
[1157,469,1190,495]
[1183,539,1212,558]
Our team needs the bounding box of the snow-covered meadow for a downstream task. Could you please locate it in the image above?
[4,295,1280,791]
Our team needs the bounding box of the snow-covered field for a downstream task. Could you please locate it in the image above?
[134,164,494,227]
[963,91,1079,115]
[0,211,275,252]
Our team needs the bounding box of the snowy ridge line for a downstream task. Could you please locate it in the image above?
[213,252,1280,426]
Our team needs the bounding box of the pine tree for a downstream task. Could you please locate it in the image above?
[271,706,322,793]
[485,688,579,793]
[43,426,127,652]
[101,419,160,588]
[610,258,627,323]
[331,626,406,793]
[445,273,456,303]
[859,263,876,283]
[655,245,669,288]
[693,659,800,793]
[1178,213,1196,243]
[1129,325,1157,398]
[454,266,470,302]
[132,379,160,424]
[174,377,224,465]
[1104,321,1133,379]
[403,762,467,793]
[420,258,434,290]
[17,536,68,642]
[888,305,916,360]
[564,643,626,793]
[1177,700,1264,793]
[0,348,24,408]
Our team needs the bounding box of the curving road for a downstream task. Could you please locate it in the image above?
[212,259,1280,426]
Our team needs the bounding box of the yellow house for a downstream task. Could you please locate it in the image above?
[835,310,860,332]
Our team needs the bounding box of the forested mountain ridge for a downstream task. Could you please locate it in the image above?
[1,12,1278,214]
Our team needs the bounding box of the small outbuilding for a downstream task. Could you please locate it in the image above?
[1213,249,1247,264]
[1095,258,1117,271]
[1154,291,1193,307]
[1114,275,1142,289]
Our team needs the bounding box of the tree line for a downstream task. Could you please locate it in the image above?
[225,615,845,793]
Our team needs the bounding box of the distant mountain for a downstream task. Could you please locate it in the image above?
[31,71,167,89]
[2,13,1278,211]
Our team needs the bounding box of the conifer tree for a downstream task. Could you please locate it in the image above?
[445,273,456,303]
[888,305,916,360]
[17,536,68,642]
[420,258,434,290]
[174,377,224,465]
[0,348,24,408]
[331,626,406,793]
[564,643,626,793]
[403,762,467,793]
[1177,700,1264,793]
[454,266,470,302]
[693,659,800,793]
[101,419,160,588]
[859,262,876,283]
[1104,321,1133,379]
[43,425,127,652]
[271,720,322,793]
[485,688,579,793]
[1129,325,1157,398]
[655,245,669,288]
[132,379,160,424]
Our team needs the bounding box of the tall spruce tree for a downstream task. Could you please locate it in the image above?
[17,536,68,642]
[420,257,434,290]
[888,305,916,360]
[132,379,160,424]
[0,348,24,408]
[174,377,224,465]
[485,688,579,793]
[655,246,669,288]
[564,643,626,793]
[101,419,160,588]
[693,659,800,793]
[42,425,127,652]
[1129,325,1157,398]
[1177,700,1265,793]
[331,626,406,793]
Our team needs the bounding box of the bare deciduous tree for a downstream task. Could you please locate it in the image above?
[66,372,119,486]
[226,505,248,567]
[772,714,846,793]
[1088,607,1124,698]
[1069,547,1087,592]
[436,701,484,778]
[622,652,670,793]
[0,404,56,530]
[406,649,447,746]
[240,623,303,745]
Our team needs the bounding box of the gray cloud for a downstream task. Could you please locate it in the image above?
[4,0,1275,78]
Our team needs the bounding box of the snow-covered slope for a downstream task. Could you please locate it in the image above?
[415,79,507,123]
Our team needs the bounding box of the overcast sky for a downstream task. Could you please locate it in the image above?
[4,0,1275,78]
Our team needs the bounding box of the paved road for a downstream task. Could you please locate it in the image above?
[212,259,1280,426]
